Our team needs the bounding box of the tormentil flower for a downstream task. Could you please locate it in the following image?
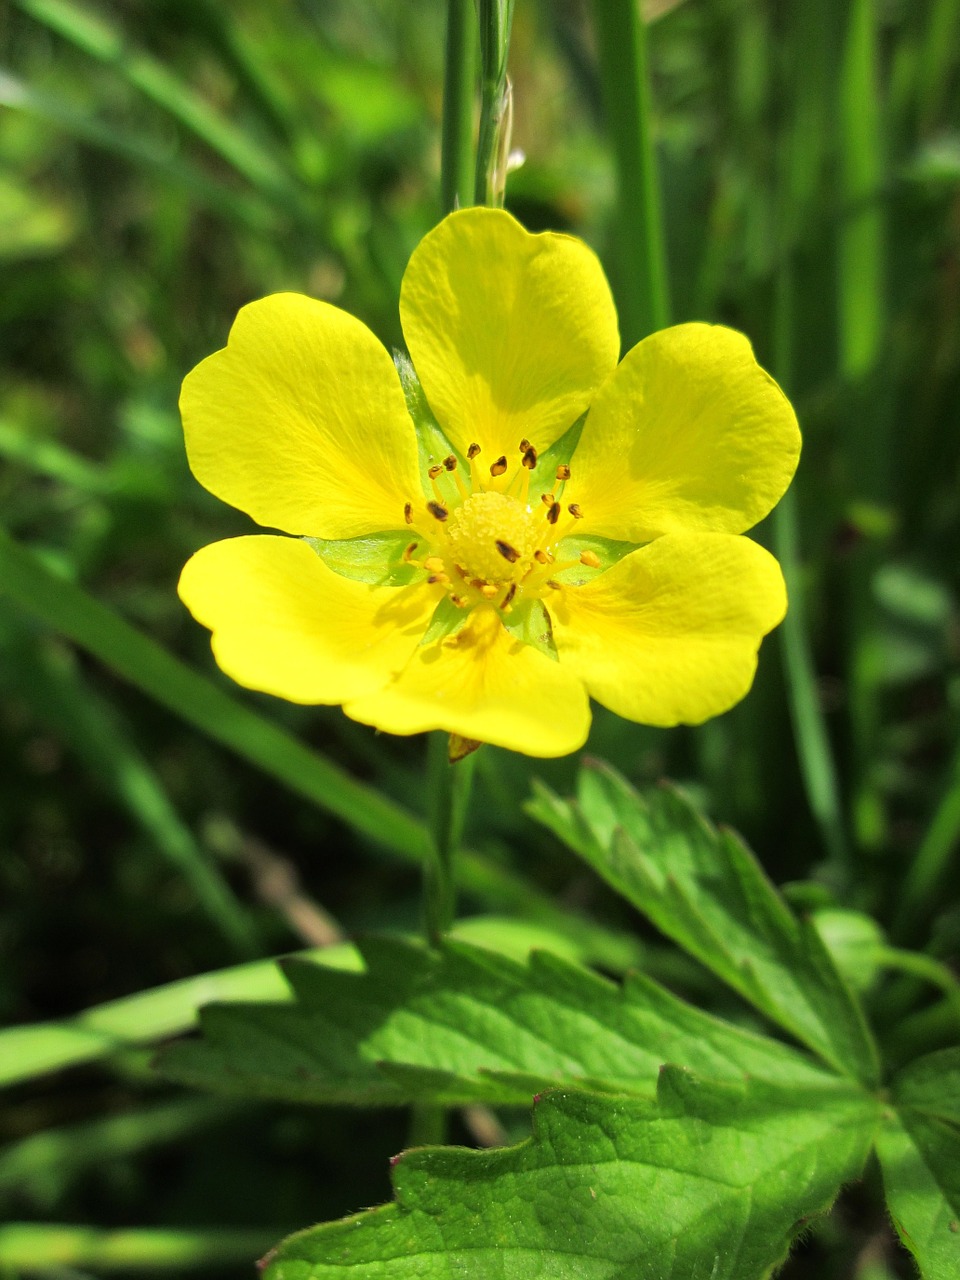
[178,207,800,758]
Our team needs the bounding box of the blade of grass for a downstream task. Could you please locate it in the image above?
[441,0,477,214]
[837,0,890,859]
[771,0,850,881]
[15,0,298,202]
[0,623,259,957]
[0,526,429,862]
[0,946,340,1089]
[0,1224,277,1271]
[591,0,670,344]
[838,0,885,383]
[917,0,960,130]
[0,418,110,494]
[0,1098,241,1201]
[893,737,960,940]
[0,70,277,231]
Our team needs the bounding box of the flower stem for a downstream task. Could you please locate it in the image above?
[423,731,477,946]
[441,0,477,215]
[474,0,516,206]
[592,0,670,344]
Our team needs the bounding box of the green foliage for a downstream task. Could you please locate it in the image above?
[528,763,880,1084]
[152,767,959,1277]
[2,0,959,1274]
[267,1082,875,1280]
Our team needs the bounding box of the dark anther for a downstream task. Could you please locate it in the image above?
[541,492,555,506]
[521,446,538,470]
[490,455,508,476]
[501,583,518,609]
[568,503,583,519]
[443,455,458,471]
[519,437,532,452]
[546,502,561,524]
[496,540,520,563]
[428,464,443,479]
[427,501,448,521]
[556,464,571,481]
[403,502,413,524]
[467,442,481,459]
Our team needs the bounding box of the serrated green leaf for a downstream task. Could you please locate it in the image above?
[265,1074,878,1280]
[158,935,846,1108]
[305,532,424,587]
[877,1108,960,1280]
[528,761,880,1085]
[501,596,557,660]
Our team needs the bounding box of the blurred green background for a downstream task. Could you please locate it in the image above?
[1,0,959,1275]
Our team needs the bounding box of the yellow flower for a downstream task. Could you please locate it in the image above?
[178,208,799,758]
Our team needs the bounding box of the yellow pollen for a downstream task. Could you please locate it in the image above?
[445,490,536,585]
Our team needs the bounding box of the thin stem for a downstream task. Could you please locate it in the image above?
[474,0,516,206]
[423,732,477,946]
[441,0,477,214]
[592,0,670,344]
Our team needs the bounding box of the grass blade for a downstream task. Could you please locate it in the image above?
[591,0,670,343]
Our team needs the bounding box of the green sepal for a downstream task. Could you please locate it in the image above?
[304,533,424,587]
[535,410,587,478]
[553,533,636,585]
[502,597,557,661]
[394,351,465,493]
[420,595,470,648]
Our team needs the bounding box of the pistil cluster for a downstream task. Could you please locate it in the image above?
[402,440,600,614]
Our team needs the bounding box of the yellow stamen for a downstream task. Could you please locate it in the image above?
[423,555,445,572]
[427,572,450,585]
[556,464,571,481]
[580,549,601,568]
[480,583,499,599]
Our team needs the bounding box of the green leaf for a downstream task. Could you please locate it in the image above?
[264,1074,877,1280]
[528,761,880,1085]
[877,1046,960,1278]
[501,597,557,660]
[158,935,845,1108]
[877,1107,960,1279]
[894,1048,960,1125]
[305,532,424,587]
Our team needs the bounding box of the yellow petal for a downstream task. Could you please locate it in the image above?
[180,294,421,538]
[400,208,619,463]
[345,606,591,758]
[549,533,786,726]
[566,324,800,540]
[179,536,436,704]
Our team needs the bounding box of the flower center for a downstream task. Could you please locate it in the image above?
[445,491,535,585]
[402,439,598,615]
